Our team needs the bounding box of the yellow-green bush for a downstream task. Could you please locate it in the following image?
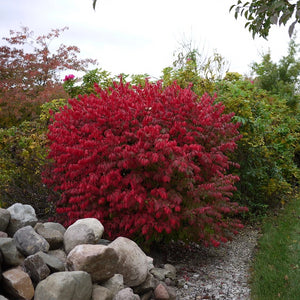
[215,79,299,213]
[0,98,68,216]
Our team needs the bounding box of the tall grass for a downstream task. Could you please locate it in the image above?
[251,190,300,299]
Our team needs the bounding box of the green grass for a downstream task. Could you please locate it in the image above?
[250,190,300,300]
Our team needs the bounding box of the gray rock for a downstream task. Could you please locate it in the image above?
[34,271,92,300]
[42,222,66,235]
[134,273,158,294]
[0,208,10,232]
[48,249,67,265]
[0,238,24,266]
[165,285,177,300]
[72,218,104,242]
[109,237,149,287]
[64,223,95,254]
[164,264,177,281]
[13,225,50,256]
[102,274,125,296]
[150,268,169,281]
[0,295,9,300]
[92,284,114,300]
[113,287,140,300]
[67,244,119,283]
[34,222,63,249]
[98,239,111,246]
[23,254,50,283]
[164,277,176,287]
[147,256,154,271]
[6,203,38,236]
[2,267,34,300]
[35,251,65,272]
[0,251,2,281]
[0,231,8,238]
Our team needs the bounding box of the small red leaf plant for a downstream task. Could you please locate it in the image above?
[43,80,248,247]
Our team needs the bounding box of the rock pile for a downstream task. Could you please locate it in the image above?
[0,203,178,300]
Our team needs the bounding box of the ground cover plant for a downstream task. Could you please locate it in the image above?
[250,190,300,300]
[43,80,248,246]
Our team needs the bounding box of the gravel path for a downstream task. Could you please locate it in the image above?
[176,226,260,299]
[152,225,260,300]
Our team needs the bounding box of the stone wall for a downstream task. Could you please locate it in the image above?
[0,203,178,300]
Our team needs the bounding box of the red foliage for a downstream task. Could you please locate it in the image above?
[44,80,248,246]
[0,26,96,127]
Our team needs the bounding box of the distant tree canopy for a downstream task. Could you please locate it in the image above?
[231,0,300,39]
[92,0,299,39]
[251,34,300,108]
[0,26,96,127]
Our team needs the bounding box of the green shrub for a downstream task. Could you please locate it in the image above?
[0,98,68,217]
[215,79,299,213]
[63,68,150,98]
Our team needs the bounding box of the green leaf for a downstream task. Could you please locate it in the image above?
[270,15,278,25]
[289,21,297,38]
[229,4,236,12]
[93,0,97,10]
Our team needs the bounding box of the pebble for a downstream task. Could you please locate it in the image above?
[168,226,260,299]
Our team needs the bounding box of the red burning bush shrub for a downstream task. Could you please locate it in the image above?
[44,80,248,246]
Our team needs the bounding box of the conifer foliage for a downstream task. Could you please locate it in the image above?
[44,80,248,246]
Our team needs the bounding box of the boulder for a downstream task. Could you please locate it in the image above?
[42,222,66,235]
[0,251,2,281]
[150,268,170,281]
[34,271,92,300]
[23,254,50,283]
[48,249,67,265]
[102,274,125,296]
[0,208,10,232]
[6,203,37,236]
[92,284,114,300]
[0,238,24,266]
[34,222,63,249]
[35,251,65,272]
[13,226,50,256]
[2,267,34,300]
[0,231,8,238]
[72,218,104,242]
[164,264,177,281]
[134,273,158,295]
[64,223,95,254]
[109,237,149,287]
[113,287,140,300]
[67,244,119,282]
[0,212,176,299]
[154,283,169,300]
[154,283,176,300]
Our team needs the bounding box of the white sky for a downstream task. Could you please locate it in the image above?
[0,0,296,79]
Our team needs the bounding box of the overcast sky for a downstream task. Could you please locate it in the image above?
[0,0,296,79]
